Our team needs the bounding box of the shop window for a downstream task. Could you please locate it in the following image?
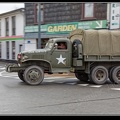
[6,41,9,59]
[12,41,15,59]
[19,44,22,52]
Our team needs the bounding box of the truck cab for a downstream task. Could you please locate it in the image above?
[45,38,72,72]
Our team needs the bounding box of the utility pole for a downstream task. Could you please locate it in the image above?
[107,3,110,30]
[38,3,41,49]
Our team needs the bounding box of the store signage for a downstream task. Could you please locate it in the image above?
[24,20,107,34]
[47,22,78,34]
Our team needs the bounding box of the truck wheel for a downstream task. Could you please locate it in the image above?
[109,66,116,83]
[18,70,25,82]
[111,66,120,84]
[23,65,44,85]
[75,72,88,82]
[90,66,108,85]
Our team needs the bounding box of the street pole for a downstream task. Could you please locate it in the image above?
[107,3,110,30]
[38,3,41,49]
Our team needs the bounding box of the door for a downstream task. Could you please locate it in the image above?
[50,41,71,68]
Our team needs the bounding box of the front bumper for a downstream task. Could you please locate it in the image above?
[5,63,25,72]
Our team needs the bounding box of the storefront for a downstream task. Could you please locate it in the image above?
[24,20,107,50]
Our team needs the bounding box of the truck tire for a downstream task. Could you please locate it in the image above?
[18,70,25,82]
[109,66,116,83]
[75,72,88,82]
[23,65,44,85]
[90,66,108,85]
[111,66,120,84]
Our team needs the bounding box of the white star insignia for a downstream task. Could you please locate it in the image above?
[56,54,66,64]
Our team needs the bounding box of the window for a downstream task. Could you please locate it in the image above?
[19,44,22,52]
[25,4,35,25]
[56,42,67,50]
[0,19,1,36]
[36,38,38,49]
[12,16,16,35]
[82,3,95,20]
[5,17,9,36]
[12,41,15,59]
[0,42,1,58]
[112,16,114,20]
[34,3,44,24]
[6,41,9,59]
[84,3,94,17]
[112,3,115,7]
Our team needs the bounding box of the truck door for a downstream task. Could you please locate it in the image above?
[51,41,71,68]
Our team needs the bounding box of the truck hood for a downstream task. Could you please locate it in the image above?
[21,48,50,54]
[20,48,51,61]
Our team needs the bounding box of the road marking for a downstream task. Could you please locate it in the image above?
[111,88,120,90]
[77,84,89,86]
[13,77,19,79]
[89,85,102,88]
[0,67,5,70]
[0,70,5,76]
[66,82,77,85]
[44,80,55,82]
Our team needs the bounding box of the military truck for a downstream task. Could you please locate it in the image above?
[6,29,120,85]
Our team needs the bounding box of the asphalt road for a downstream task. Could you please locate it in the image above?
[0,62,120,115]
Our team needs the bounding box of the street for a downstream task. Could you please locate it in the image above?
[0,62,120,115]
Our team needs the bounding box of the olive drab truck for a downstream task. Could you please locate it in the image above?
[6,28,120,85]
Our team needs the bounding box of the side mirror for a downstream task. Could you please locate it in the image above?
[54,43,58,49]
[51,43,58,55]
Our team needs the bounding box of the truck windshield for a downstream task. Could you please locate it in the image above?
[45,42,54,49]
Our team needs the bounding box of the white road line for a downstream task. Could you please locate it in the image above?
[0,70,5,76]
[13,77,20,79]
[77,84,89,86]
[3,75,17,77]
[44,80,55,82]
[0,67,5,70]
[111,88,120,90]
[66,82,77,85]
[89,85,102,88]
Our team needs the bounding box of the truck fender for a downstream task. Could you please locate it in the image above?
[22,59,53,73]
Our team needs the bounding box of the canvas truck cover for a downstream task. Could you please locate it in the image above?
[68,29,120,56]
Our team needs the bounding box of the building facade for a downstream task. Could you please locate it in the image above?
[107,3,120,30]
[0,8,25,60]
[24,3,108,50]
